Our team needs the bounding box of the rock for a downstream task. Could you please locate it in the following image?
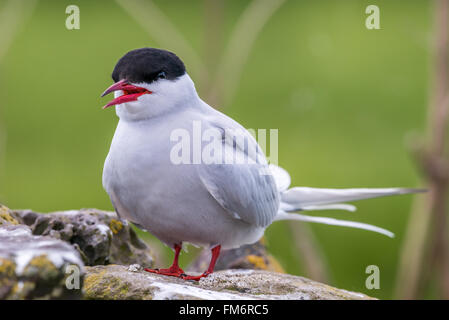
[83,264,374,300]
[0,224,84,299]
[127,264,143,272]
[1,204,375,300]
[0,204,22,226]
[189,239,284,274]
[14,208,154,268]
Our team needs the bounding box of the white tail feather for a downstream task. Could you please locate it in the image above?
[297,203,357,212]
[269,164,425,237]
[281,187,425,212]
[275,211,394,238]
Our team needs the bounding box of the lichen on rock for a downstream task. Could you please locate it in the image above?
[0,223,84,299]
[1,204,376,300]
[0,204,21,226]
[83,265,374,300]
[0,204,157,300]
[14,208,154,268]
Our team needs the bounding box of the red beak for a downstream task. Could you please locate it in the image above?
[101,79,152,109]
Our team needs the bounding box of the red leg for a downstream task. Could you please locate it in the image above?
[144,243,185,277]
[182,245,221,281]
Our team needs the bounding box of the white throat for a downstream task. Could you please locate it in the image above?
[115,73,199,121]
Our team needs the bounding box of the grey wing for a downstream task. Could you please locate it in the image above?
[197,123,280,227]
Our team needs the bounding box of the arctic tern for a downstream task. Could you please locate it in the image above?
[101,48,423,280]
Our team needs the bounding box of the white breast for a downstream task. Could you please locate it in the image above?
[103,109,265,249]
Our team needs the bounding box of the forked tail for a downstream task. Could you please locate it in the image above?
[269,164,426,237]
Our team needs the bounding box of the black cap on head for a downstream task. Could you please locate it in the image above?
[111,48,186,84]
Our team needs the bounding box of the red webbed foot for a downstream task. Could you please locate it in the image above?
[144,243,185,277]
[144,244,221,281]
[144,265,186,277]
[181,272,211,281]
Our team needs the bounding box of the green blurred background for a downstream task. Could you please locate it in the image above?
[0,0,431,299]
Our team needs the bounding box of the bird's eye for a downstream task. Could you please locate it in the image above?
[157,71,166,79]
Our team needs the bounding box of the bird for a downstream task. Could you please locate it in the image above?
[101,47,424,281]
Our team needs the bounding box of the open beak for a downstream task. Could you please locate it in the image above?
[101,79,152,109]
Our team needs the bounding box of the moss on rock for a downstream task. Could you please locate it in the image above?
[109,219,124,234]
[0,224,84,299]
[13,209,154,268]
[82,265,374,300]
[0,205,20,226]
[83,265,154,300]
